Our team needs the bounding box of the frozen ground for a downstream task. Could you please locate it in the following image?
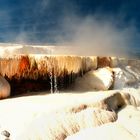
[0,88,140,140]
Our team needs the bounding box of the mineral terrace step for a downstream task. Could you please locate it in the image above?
[0,44,140,95]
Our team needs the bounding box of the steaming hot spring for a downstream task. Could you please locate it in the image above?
[0,43,140,140]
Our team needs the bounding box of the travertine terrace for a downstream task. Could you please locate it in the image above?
[0,43,140,95]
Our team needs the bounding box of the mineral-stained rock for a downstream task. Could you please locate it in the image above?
[97,57,111,68]
[67,90,140,112]
[103,90,140,110]
[0,55,97,79]
[0,55,97,94]
[120,92,140,107]
[0,76,10,99]
[72,67,113,91]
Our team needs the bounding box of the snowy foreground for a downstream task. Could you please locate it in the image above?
[0,88,140,140]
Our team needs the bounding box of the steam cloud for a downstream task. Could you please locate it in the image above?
[0,0,139,58]
[54,15,138,57]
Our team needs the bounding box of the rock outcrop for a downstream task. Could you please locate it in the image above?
[71,67,113,91]
[0,76,10,99]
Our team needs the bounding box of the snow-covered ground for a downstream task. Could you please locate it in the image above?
[0,88,140,140]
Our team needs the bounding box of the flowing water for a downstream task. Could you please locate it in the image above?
[47,57,59,93]
[49,69,54,94]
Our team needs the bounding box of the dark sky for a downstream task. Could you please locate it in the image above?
[0,0,140,44]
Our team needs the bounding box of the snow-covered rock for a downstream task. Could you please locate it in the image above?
[113,66,140,89]
[72,67,113,91]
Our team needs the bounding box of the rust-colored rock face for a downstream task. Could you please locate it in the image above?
[97,57,111,68]
[18,56,30,73]
[0,55,97,79]
[0,55,97,95]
